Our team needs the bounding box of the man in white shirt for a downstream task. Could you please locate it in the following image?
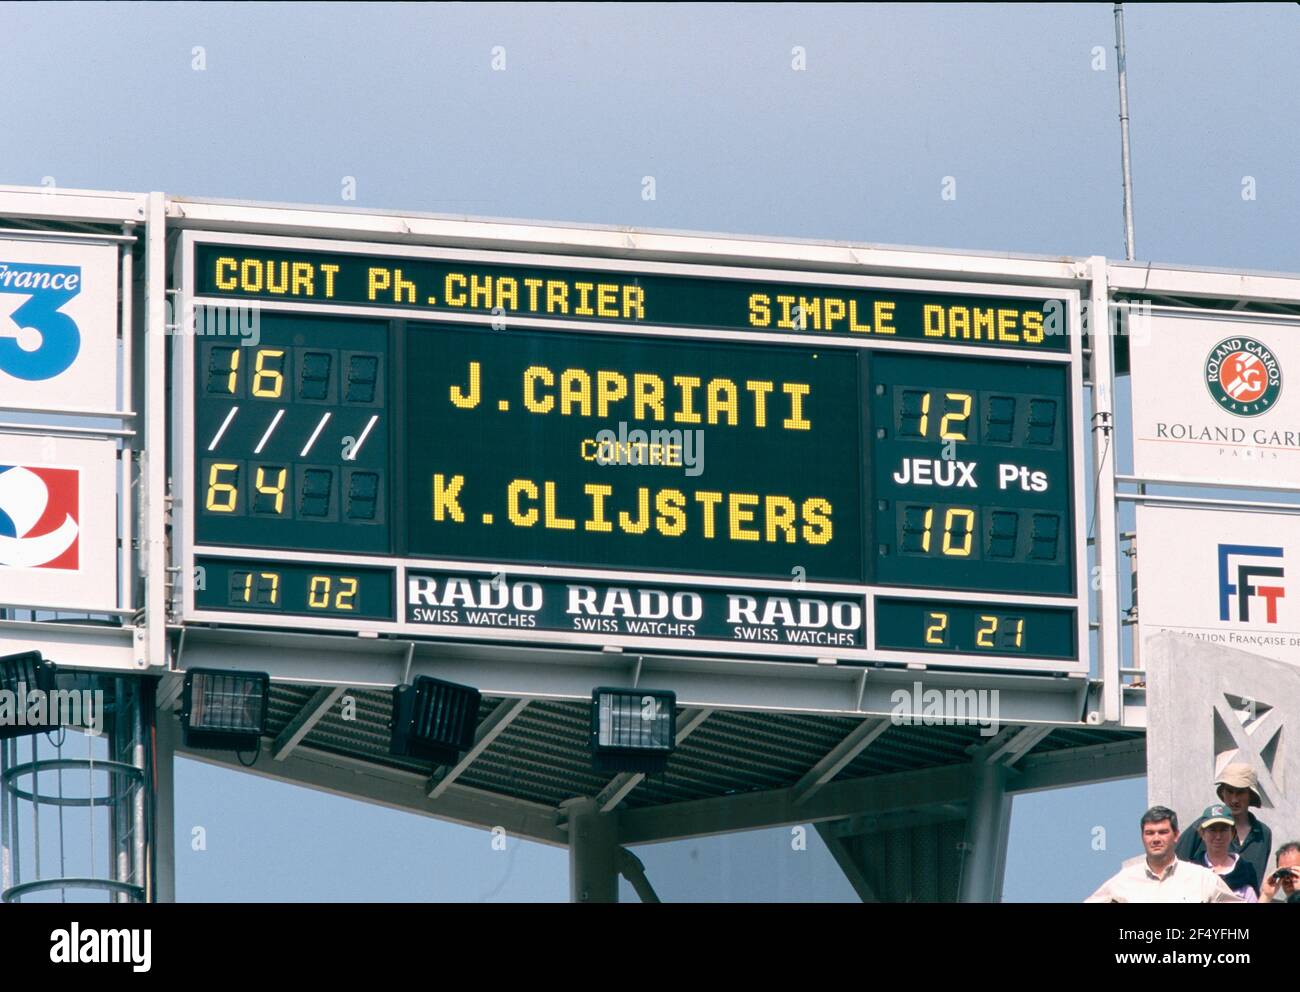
[1085,805,1243,903]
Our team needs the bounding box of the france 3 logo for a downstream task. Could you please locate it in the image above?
[1217,543,1285,624]
[0,465,80,570]
[0,261,84,381]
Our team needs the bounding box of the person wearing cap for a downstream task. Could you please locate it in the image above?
[1259,842,1300,904]
[1085,805,1242,903]
[1195,803,1259,902]
[1175,763,1272,894]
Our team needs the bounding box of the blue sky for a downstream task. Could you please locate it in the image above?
[5,1,1296,900]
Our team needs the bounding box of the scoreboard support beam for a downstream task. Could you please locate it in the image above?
[153,695,179,903]
[956,757,1012,903]
[119,220,136,613]
[1088,256,1124,724]
[792,717,891,805]
[813,824,882,902]
[617,848,661,904]
[174,628,1093,725]
[427,696,532,799]
[617,735,1144,846]
[617,762,976,846]
[141,191,168,670]
[594,707,712,813]
[563,797,620,903]
[273,686,348,762]
[977,724,1053,766]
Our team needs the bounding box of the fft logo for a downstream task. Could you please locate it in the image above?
[1217,543,1285,624]
[0,262,84,381]
[0,466,79,570]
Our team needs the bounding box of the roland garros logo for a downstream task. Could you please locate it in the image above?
[1204,336,1282,417]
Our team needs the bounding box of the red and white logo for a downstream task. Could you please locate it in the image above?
[1204,336,1283,417]
[0,465,79,569]
[1219,351,1268,403]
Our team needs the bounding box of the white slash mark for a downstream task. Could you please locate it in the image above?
[300,411,331,457]
[207,406,238,451]
[254,408,285,454]
[346,415,380,461]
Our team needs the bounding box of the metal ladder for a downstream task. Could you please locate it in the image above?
[1,676,149,903]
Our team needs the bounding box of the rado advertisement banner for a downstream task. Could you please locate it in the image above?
[1129,310,1300,488]
[405,570,866,652]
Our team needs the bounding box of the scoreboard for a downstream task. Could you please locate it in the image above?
[175,232,1086,673]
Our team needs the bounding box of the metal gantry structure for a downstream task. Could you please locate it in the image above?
[4,184,1300,901]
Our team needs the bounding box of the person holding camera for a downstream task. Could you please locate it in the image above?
[1259,842,1300,904]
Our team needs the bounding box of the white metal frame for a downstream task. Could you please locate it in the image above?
[0,188,147,667]
[173,229,1089,675]
[26,185,1300,886]
[1105,260,1300,725]
[1124,303,1300,490]
[1089,258,1123,723]
[166,194,1089,288]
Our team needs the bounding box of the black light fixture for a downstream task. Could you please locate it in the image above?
[590,687,676,774]
[390,676,481,764]
[0,651,57,740]
[181,669,270,751]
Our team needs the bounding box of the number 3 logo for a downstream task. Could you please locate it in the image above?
[0,264,83,381]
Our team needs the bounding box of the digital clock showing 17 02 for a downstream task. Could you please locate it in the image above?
[194,557,395,621]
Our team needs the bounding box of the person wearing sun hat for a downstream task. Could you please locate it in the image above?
[1175,763,1272,894]
[1194,803,1260,902]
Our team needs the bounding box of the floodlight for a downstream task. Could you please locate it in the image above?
[0,651,57,740]
[181,669,270,751]
[590,687,676,773]
[390,676,481,764]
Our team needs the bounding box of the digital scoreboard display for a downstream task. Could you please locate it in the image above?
[404,324,863,580]
[193,312,389,555]
[870,352,1072,595]
[179,233,1085,671]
